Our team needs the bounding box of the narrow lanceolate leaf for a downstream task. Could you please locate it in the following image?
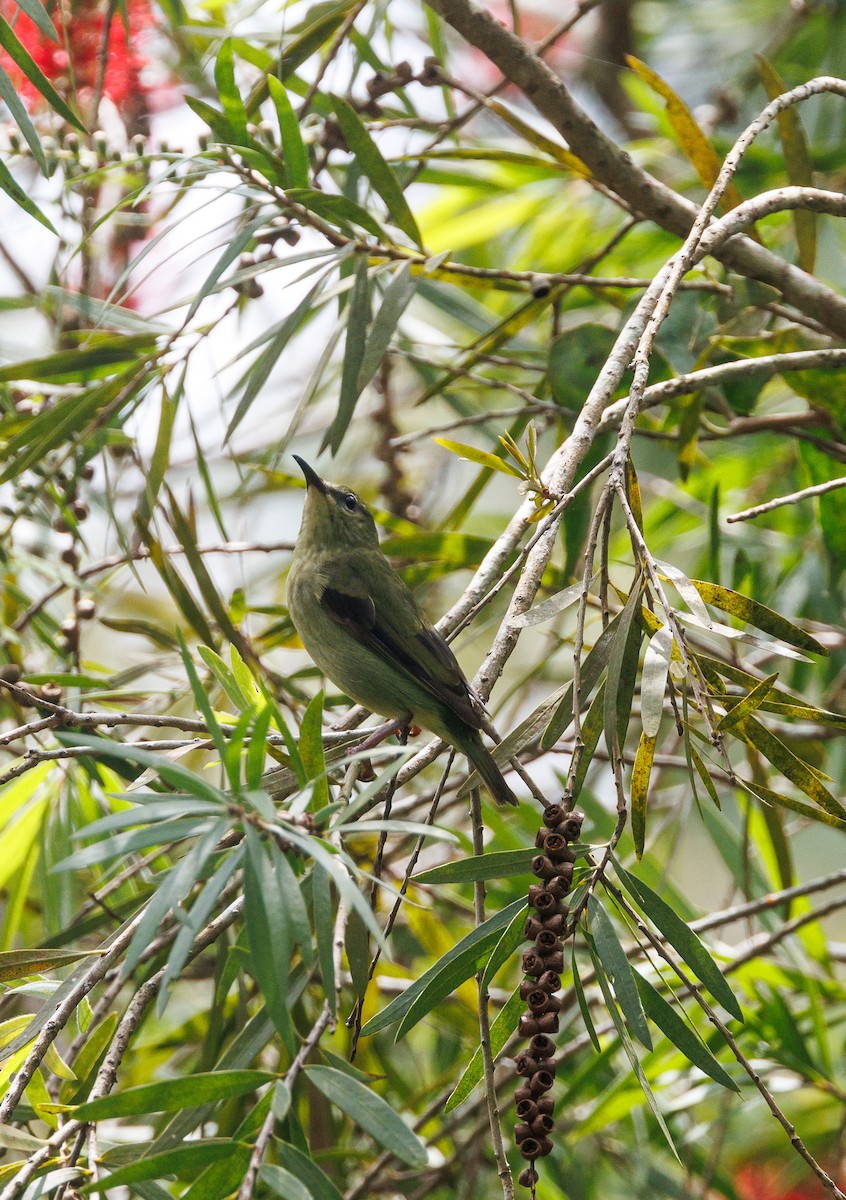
[445,986,523,1113]
[570,681,605,802]
[509,579,587,628]
[0,156,56,230]
[717,672,778,732]
[267,75,309,187]
[12,0,57,41]
[321,255,371,455]
[259,1166,312,1200]
[74,1072,276,1120]
[414,848,534,884]
[588,896,651,1049]
[0,949,95,983]
[572,950,601,1052]
[0,15,86,130]
[589,939,678,1160]
[733,713,846,821]
[634,973,739,1092]
[243,828,295,1052]
[689,742,722,810]
[690,580,826,657]
[615,865,743,1021]
[541,615,622,750]
[604,579,644,759]
[331,95,422,247]
[739,776,846,832]
[360,897,526,1038]
[626,56,744,214]
[434,437,523,478]
[641,626,673,738]
[631,732,656,860]
[275,1142,344,1200]
[758,55,816,272]
[215,39,248,144]
[357,261,419,390]
[79,1142,244,1193]
[305,1066,427,1168]
[481,905,529,991]
[0,61,47,173]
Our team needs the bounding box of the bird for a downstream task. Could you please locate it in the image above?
[286,456,518,806]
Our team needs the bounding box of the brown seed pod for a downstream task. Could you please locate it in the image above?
[535,970,561,994]
[544,876,570,901]
[541,831,569,858]
[535,930,562,954]
[518,1134,553,1160]
[521,949,545,977]
[514,1086,532,1106]
[524,915,545,940]
[529,1067,556,1094]
[540,951,564,974]
[518,1168,539,1188]
[529,1033,556,1060]
[530,1114,554,1136]
[514,1052,543,1078]
[530,888,561,915]
[542,803,566,828]
[518,1014,540,1038]
[514,1122,532,1144]
[560,812,584,841]
[534,1011,560,1035]
[515,1097,537,1120]
[535,1097,554,1115]
[531,854,558,880]
[540,912,566,935]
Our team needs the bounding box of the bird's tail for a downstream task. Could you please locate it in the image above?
[452,725,518,807]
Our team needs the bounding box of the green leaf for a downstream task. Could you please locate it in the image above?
[299,690,328,808]
[267,76,309,187]
[434,438,523,479]
[604,579,644,757]
[259,1165,313,1200]
[481,904,528,991]
[311,864,336,1016]
[12,0,58,41]
[615,865,743,1021]
[0,61,46,173]
[0,158,57,231]
[635,972,739,1091]
[275,1142,344,1200]
[444,985,523,1113]
[331,95,422,247]
[227,274,327,444]
[541,613,621,750]
[549,325,617,407]
[573,950,601,1052]
[360,897,526,1038]
[0,15,86,131]
[305,1066,426,1168]
[80,1141,245,1193]
[74,1071,276,1120]
[215,39,248,144]
[357,261,419,390]
[718,672,778,732]
[414,848,533,884]
[243,828,296,1052]
[286,187,388,240]
[321,255,371,456]
[588,896,651,1050]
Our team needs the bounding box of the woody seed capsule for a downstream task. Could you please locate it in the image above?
[529,1033,556,1060]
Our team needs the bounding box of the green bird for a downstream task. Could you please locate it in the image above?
[286,457,518,807]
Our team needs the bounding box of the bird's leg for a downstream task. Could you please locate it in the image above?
[348,714,414,756]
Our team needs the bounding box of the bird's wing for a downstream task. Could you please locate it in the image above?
[321,561,481,729]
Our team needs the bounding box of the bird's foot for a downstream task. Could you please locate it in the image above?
[347,714,414,757]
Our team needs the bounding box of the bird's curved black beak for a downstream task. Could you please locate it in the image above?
[293,456,327,494]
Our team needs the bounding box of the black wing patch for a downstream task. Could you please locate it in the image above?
[320,586,481,729]
[322,587,376,632]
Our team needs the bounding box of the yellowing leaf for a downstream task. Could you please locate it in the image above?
[757,56,816,272]
[627,57,746,215]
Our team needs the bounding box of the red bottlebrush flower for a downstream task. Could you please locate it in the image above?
[735,1163,838,1200]
[0,0,156,123]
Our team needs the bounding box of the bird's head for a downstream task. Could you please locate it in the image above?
[293,456,380,552]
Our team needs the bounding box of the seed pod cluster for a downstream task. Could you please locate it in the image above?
[514,804,584,1191]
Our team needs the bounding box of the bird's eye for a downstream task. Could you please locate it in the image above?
[343,494,357,512]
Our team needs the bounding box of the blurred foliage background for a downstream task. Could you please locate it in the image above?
[0,0,845,1198]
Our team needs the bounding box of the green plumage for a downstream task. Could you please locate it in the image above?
[286,458,518,806]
